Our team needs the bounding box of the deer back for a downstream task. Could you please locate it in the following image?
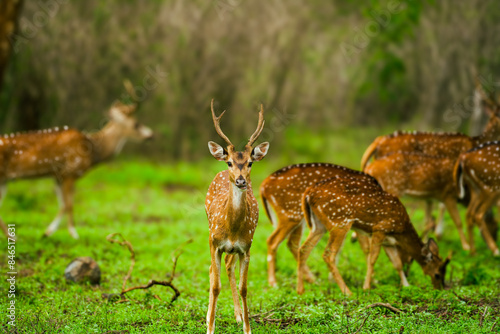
[0,128,93,181]
[364,152,457,201]
[302,175,412,235]
[361,132,471,170]
[260,163,379,224]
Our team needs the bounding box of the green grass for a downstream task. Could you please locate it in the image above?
[1,128,500,333]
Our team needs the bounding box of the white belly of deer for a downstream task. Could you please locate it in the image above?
[219,239,248,254]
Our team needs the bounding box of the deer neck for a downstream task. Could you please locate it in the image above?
[397,225,427,265]
[226,182,249,233]
[87,122,127,164]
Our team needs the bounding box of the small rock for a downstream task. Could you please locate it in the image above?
[64,257,101,285]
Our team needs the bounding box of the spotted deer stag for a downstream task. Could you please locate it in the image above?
[455,141,500,256]
[0,100,153,239]
[260,163,381,287]
[297,175,450,295]
[205,100,269,334]
[364,152,470,250]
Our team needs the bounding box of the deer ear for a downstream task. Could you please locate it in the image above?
[427,238,439,254]
[251,142,270,161]
[422,238,439,262]
[208,141,228,161]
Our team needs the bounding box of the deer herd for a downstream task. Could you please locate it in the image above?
[1,80,499,334]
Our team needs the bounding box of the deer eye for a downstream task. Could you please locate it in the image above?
[434,273,441,279]
[248,162,253,168]
[227,161,233,167]
[134,122,140,129]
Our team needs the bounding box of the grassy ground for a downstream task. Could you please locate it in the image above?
[1,128,499,333]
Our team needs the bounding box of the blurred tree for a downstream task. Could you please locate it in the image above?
[0,0,23,91]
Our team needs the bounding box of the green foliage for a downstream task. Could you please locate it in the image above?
[463,263,490,286]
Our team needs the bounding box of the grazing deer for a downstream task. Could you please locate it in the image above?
[455,141,500,256]
[297,175,450,295]
[364,152,470,250]
[260,163,381,287]
[0,100,153,239]
[205,100,269,334]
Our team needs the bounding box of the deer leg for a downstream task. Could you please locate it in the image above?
[356,231,370,258]
[484,208,498,242]
[323,225,353,296]
[363,231,384,290]
[207,248,222,334]
[225,253,242,322]
[297,214,326,295]
[286,220,315,283]
[474,194,500,256]
[266,217,302,287]
[0,184,11,239]
[466,191,481,255]
[435,202,446,239]
[384,246,409,287]
[44,183,65,238]
[443,197,470,251]
[421,200,435,240]
[238,251,251,334]
[62,178,78,239]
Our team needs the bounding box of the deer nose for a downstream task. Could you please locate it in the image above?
[235,176,247,189]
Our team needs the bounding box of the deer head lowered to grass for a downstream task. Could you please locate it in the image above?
[0,99,153,239]
[297,175,450,296]
[205,99,269,334]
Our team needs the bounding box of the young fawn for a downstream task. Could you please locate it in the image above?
[297,175,450,295]
[455,141,500,256]
[205,100,269,334]
[260,163,380,287]
[364,152,470,250]
[0,101,153,239]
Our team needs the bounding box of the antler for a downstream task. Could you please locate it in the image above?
[211,99,233,146]
[122,79,140,114]
[247,104,265,147]
[475,76,498,109]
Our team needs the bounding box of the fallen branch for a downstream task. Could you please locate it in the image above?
[107,233,135,292]
[250,305,299,328]
[105,233,192,305]
[363,303,402,314]
[249,305,287,319]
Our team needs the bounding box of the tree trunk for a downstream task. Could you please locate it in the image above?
[0,0,23,92]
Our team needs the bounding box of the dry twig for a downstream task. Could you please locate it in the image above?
[249,305,299,328]
[363,303,402,314]
[479,306,488,327]
[353,314,370,334]
[105,233,192,305]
